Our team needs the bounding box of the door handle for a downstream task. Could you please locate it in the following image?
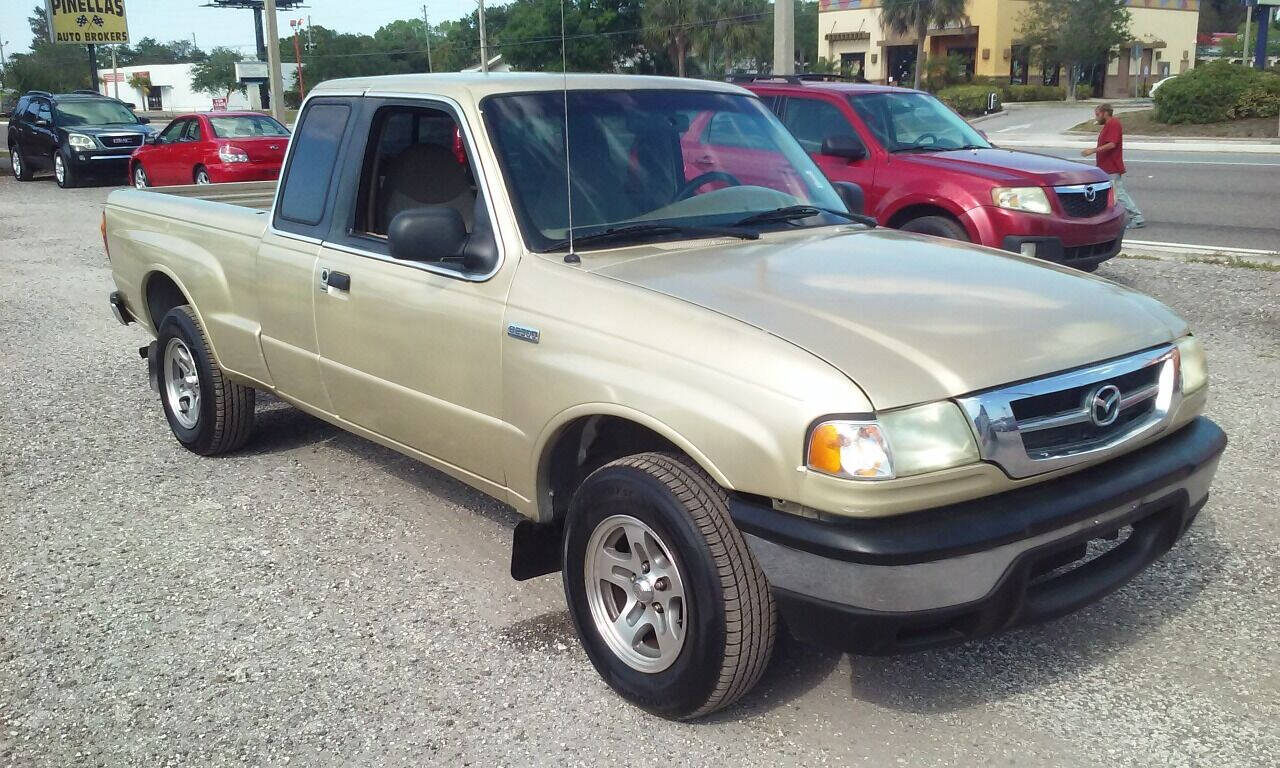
[319,268,351,292]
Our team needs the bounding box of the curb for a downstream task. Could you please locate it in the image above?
[1063,130,1280,144]
[1119,238,1280,268]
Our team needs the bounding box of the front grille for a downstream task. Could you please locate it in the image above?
[1054,183,1110,218]
[99,133,143,148]
[956,346,1179,478]
[1062,238,1118,262]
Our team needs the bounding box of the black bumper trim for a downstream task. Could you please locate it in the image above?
[774,492,1205,655]
[730,416,1226,567]
[1001,234,1122,267]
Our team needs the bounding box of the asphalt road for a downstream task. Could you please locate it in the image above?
[2,175,1278,767]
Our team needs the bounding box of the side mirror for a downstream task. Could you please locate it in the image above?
[35,118,50,127]
[144,134,158,144]
[388,207,467,263]
[832,181,866,216]
[138,116,150,124]
[126,102,138,110]
[821,134,867,161]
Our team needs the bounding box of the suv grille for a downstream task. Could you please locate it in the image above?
[99,133,143,148]
[1054,182,1111,218]
[956,346,1180,478]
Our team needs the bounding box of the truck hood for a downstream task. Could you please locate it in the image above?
[591,229,1187,409]
[897,147,1107,186]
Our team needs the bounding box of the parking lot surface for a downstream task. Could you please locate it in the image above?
[2,174,1277,767]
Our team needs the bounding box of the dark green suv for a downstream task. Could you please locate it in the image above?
[8,90,153,188]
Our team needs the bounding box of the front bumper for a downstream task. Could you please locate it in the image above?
[69,148,134,172]
[732,416,1226,654]
[1001,234,1122,270]
[962,203,1126,268]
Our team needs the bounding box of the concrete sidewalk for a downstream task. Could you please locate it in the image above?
[995,135,1280,153]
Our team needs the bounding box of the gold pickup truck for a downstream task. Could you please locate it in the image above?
[103,73,1226,719]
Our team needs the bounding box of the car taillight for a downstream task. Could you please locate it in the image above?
[101,210,110,262]
[218,144,250,163]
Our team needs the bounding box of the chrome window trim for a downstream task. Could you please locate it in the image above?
[1053,181,1112,195]
[265,89,508,284]
[956,345,1181,479]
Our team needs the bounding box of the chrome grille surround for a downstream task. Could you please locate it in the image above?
[956,345,1181,479]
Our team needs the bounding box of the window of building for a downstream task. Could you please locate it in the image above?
[1010,45,1030,85]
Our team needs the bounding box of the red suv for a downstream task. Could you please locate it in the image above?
[737,77,1125,271]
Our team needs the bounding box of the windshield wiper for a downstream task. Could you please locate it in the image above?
[732,205,877,228]
[544,222,758,252]
[889,145,949,154]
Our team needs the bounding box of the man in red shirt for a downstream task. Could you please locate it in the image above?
[1082,103,1144,229]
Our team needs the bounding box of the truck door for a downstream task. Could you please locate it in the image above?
[311,98,513,485]
[256,99,357,414]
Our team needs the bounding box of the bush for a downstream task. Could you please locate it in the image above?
[1154,61,1280,123]
[937,84,1002,116]
[1074,83,1094,100]
[923,53,970,92]
[1005,83,1066,101]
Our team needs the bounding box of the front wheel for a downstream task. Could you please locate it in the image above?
[156,305,256,455]
[54,152,76,188]
[563,452,776,719]
[899,215,969,241]
[133,163,149,189]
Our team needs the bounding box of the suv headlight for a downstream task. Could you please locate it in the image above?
[1176,335,1207,394]
[67,133,97,150]
[991,186,1052,215]
[806,401,980,481]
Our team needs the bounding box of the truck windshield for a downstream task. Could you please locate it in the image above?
[54,100,138,126]
[849,92,991,153]
[484,89,848,252]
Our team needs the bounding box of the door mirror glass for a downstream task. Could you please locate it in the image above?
[821,134,867,161]
[388,207,467,263]
[832,181,866,215]
[138,115,150,124]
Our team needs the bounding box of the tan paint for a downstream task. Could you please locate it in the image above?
[105,73,1205,525]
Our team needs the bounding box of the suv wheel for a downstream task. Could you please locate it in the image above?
[54,152,76,188]
[10,145,34,181]
[156,305,256,455]
[563,452,776,719]
[900,215,969,241]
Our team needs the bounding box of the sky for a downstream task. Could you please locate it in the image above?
[0,0,491,56]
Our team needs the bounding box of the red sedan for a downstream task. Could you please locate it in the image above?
[130,111,289,188]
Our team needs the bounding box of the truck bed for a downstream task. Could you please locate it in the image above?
[135,179,278,210]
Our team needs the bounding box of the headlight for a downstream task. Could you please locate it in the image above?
[807,401,979,481]
[67,133,97,150]
[1176,335,1207,394]
[218,144,250,163]
[991,186,1052,215]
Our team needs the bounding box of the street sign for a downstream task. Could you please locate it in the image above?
[45,0,130,45]
[234,60,270,83]
[101,71,124,82]
[212,98,228,111]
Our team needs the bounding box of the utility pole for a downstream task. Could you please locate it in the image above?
[422,4,433,73]
[264,0,285,122]
[1243,5,1251,67]
[111,45,120,99]
[88,44,99,91]
[1254,5,1270,70]
[478,0,489,72]
[290,18,306,95]
[774,0,795,75]
[0,40,8,91]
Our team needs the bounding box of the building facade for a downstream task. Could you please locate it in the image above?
[818,0,1201,97]
[95,62,300,113]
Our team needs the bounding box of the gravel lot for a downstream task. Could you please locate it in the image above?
[1,171,1277,768]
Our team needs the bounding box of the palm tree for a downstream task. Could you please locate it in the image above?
[880,0,969,90]
[643,0,703,77]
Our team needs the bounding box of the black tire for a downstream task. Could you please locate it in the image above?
[54,151,76,188]
[156,305,255,455]
[1077,261,1101,273]
[563,452,776,720]
[194,166,211,185]
[9,145,34,181]
[900,215,969,241]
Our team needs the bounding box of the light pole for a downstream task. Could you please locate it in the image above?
[774,0,795,75]
[478,0,489,72]
[290,18,306,96]
[422,4,433,73]
[0,40,8,90]
[264,0,285,122]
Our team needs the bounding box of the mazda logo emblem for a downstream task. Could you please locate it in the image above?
[1083,186,1097,202]
[1088,384,1122,427]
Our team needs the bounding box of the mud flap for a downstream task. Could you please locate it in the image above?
[510,519,564,581]
[139,342,161,393]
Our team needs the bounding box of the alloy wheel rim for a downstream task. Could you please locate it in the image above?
[583,514,688,673]
[163,337,201,430]
[11,151,20,176]
[134,167,147,188]
[196,170,209,184]
[54,155,64,184]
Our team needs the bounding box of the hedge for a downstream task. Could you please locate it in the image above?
[955,79,1092,103]
[1154,61,1280,123]
[937,84,1002,116]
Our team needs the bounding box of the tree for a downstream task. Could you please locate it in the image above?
[691,0,768,75]
[880,0,968,89]
[3,6,94,94]
[642,0,707,77]
[190,47,245,103]
[500,0,641,72]
[1021,0,1130,100]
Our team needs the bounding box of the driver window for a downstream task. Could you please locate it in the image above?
[33,100,52,123]
[781,98,855,154]
[158,119,187,143]
[702,112,772,150]
[354,105,479,239]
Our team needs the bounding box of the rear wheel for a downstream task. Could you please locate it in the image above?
[900,215,969,241]
[156,305,255,455]
[10,145,33,181]
[133,163,149,189]
[54,152,76,188]
[194,166,211,185]
[563,452,776,719]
